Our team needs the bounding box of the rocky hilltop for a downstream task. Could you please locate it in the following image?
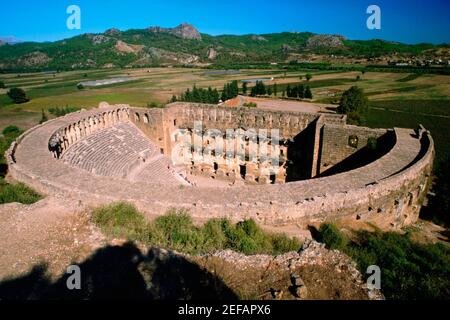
[307,34,347,48]
[147,22,202,40]
[104,28,121,36]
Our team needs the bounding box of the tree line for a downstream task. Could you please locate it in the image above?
[171,85,221,104]
[285,84,312,99]
[172,80,241,104]
[173,79,315,104]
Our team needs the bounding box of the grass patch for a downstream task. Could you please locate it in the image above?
[26,81,82,99]
[0,125,42,204]
[92,202,146,239]
[48,106,79,117]
[0,178,42,204]
[396,73,421,82]
[366,84,435,97]
[0,125,23,167]
[369,99,450,116]
[316,222,450,300]
[0,94,13,108]
[366,100,450,167]
[92,202,301,255]
[146,102,165,108]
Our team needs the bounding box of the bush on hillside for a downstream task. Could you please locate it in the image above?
[92,202,301,255]
[317,223,348,250]
[316,222,450,299]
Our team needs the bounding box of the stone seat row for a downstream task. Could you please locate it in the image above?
[133,156,182,185]
[62,122,162,179]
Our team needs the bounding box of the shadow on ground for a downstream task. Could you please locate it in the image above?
[0,242,238,300]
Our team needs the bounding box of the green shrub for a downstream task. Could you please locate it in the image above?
[151,210,205,253]
[0,126,23,167]
[317,223,348,250]
[7,87,29,104]
[238,219,260,237]
[2,125,21,136]
[201,218,228,251]
[315,222,450,300]
[271,234,302,254]
[92,202,302,255]
[234,219,274,254]
[0,178,42,204]
[153,209,193,232]
[92,202,146,239]
[348,231,450,300]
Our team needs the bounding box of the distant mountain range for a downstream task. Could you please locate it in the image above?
[0,36,22,46]
[0,23,449,71]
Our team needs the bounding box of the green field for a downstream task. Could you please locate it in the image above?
[0,67,328,129]
[366,100,450,167]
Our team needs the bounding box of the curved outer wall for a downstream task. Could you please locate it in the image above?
[5,103,434,230]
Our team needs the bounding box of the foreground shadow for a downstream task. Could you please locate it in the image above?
[0,242,238,300]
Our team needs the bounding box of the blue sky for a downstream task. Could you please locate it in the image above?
[1,0,449,44]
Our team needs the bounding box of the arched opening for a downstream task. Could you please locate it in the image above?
[270,173,276,184]
[239,164,246,179]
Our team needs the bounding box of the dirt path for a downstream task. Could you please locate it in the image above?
[0,197,105,280]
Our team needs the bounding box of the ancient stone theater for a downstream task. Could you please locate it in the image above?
[6,101,434,230]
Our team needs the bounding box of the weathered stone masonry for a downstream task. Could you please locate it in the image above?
[6,102,434,230]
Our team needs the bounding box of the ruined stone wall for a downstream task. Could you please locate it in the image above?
[129,107,165,151]
[318,124,389,175]
[125,104,414,184]
[170,126,288,184]
[5,103,435,232]
[48,105,130,159]
[176,129,434,230]
[129,103,349,182]
[309,130,434,229]
[164,102,346,138]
